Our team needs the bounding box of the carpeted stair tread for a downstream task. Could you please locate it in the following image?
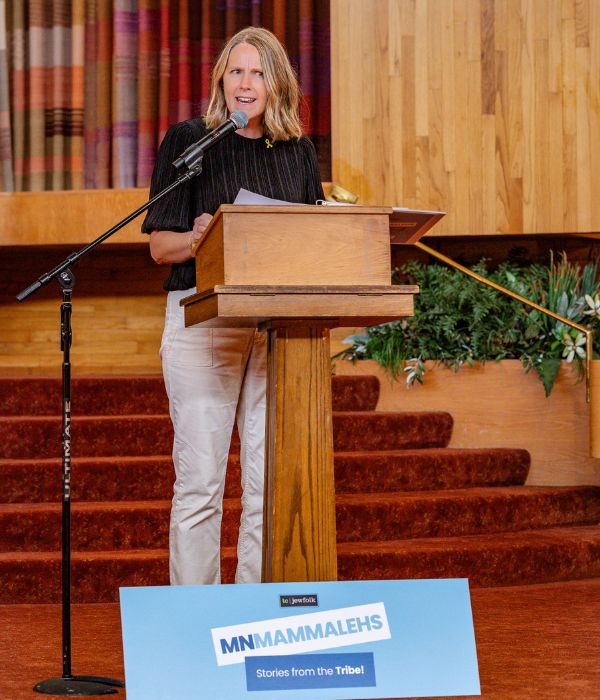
[2,525,600,602]
[0,499,250,552]
[0,500,191,551]
[0,455,237,503]
[0,548,169,562]
[0,500,172,552]
[336,524,600,587]
[334,447,530,492]
[0,446,530,503]
[0,411,453,458]
[332,411,453,450]
[0,548,238,603]
[0,376,169,416]
[0,374,379,416]
[0,415,174,459]
[331,375,380,411]
[0,548,172,604]
[335,485,600,541]
[2,486,597,551]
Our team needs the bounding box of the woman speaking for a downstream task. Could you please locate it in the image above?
[142,27,324,586]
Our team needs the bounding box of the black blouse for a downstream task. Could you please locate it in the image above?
[142,118,325,291]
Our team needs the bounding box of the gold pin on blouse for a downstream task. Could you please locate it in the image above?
[265,138,273,148]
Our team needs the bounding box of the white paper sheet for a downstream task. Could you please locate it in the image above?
[233,188,302,206]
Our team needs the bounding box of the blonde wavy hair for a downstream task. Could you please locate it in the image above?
[204,27,303,141]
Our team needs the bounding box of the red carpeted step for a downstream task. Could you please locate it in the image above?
[0,549,171,604]
[0,374,379,416]
[0,500,236,551]
[337,525,600,587]
[0,501,172,552]
[0,548,237,603]
[0,415,174,459]
[333,411,453,451]
[0,410,453,459]
[0,376,169,416]
[0,455,241,503]
[2,524,600,603]
[0,446,530,504]
[3,486,597,552]
[0,456,177,503]
[335,486,600,542]
[334,447,530,492]
[331,375,379,411]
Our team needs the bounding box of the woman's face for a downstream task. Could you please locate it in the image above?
[222,43,267,135]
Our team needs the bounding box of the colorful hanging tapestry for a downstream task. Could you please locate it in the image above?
[0,0,330,191]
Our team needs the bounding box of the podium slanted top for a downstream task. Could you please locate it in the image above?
[389,207,446,244]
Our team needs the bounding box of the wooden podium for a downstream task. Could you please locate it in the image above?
[181,205,441,583]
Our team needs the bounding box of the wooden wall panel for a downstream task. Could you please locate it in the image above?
[0,295,164,375]
[0,189,149,245]
[331,0,600,235]
[0,240,166,375]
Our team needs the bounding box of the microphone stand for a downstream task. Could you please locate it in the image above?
[18,156,204,696]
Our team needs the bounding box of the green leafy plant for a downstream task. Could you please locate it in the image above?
[336,254,600,396]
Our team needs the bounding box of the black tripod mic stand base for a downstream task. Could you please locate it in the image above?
[34,675,123,695]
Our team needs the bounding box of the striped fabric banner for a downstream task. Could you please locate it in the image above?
[0,0,12,190]
[7,0,85,190]
[1,0,330,191]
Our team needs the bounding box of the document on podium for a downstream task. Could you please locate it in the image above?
[233,188,301,206]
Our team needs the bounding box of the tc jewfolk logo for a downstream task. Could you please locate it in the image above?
[279,594,318,608]
[211,602,391,667]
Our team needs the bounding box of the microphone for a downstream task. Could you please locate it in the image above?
[173,111,249,170]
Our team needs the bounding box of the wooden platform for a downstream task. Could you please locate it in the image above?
[0,578,598,699]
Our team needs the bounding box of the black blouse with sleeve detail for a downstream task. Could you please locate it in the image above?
[141,118,325,291]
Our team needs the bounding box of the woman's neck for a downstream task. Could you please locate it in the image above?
[235,115,264,139]
[237,127,263,139]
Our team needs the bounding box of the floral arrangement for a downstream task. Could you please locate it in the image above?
[337,254,600,396]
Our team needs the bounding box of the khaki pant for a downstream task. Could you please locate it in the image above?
[161,289,267,585]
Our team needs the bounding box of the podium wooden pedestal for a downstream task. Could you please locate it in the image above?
[181,205,439,582]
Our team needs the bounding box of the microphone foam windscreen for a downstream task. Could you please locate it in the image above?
[230,110,249,129]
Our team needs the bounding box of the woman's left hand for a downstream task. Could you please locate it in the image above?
[149,212,214,265]
[190,213,213,249]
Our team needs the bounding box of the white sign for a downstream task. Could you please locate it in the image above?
[211,602,391,666]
